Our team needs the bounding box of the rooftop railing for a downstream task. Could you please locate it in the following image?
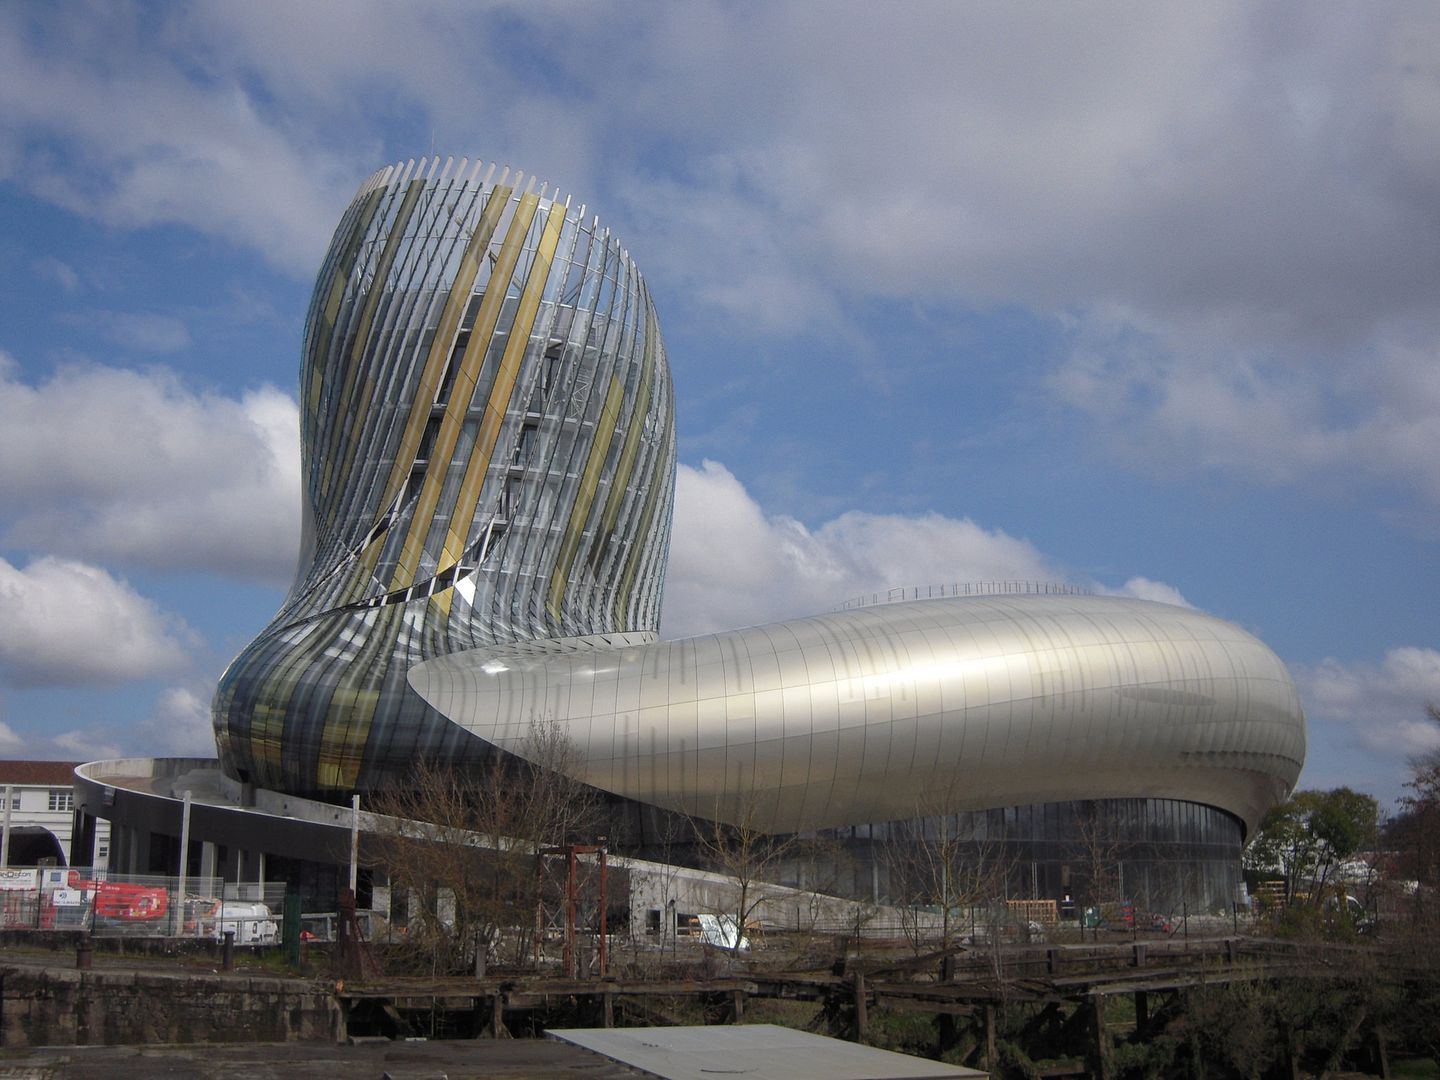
[835,581,1092,612]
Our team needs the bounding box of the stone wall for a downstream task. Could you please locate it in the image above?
[0,967,343,1047]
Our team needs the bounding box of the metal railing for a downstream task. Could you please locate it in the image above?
[836,581,1092,611]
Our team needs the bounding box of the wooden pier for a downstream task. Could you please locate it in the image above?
[333,935,1425,1075]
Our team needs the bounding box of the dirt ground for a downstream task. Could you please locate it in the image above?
[0,1037,643,1079]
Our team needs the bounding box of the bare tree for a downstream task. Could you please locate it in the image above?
[1073,802,1128,935]
[883,799,1014,954]
[369,718,599,971]
[694,791,808,954]
[650,808,696,958]
[1395,706,1440,888]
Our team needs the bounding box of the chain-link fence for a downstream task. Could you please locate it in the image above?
[0,867,289,941]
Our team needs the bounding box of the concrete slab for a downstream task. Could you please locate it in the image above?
[547,1024,984,1080]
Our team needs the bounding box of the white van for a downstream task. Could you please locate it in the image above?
[208,901,280,945]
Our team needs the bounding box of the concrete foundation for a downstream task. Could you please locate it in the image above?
[0,967,342,1047]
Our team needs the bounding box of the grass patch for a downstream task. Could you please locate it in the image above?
[1392,1059,1440,1079]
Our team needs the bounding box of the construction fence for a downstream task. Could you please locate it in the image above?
[0,866,289,943]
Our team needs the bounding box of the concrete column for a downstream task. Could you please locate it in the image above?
[125,826,145,876]
[71,811,97,869]
[199,841,217,888]
[115,826,131,875]
[216,844,237,888]
[175,792,192,935]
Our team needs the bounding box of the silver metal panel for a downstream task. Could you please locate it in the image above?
[410,593,1305,837]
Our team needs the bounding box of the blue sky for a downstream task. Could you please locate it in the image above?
[0,2,1436,807]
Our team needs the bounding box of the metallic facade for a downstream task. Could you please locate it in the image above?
[214,157,675,797]
[214,156,1305,907]
[409,593,1305,840]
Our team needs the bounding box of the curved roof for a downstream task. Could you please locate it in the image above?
[409,593,1305,838]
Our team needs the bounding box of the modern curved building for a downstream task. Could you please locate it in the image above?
[208,155,1306,913]
[213,157,674,798]
[408,591,1302,840]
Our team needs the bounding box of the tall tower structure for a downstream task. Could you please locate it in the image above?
[214,157,676,798]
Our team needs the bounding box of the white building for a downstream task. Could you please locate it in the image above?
[0,762,109,868]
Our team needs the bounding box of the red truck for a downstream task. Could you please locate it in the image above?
[65,874,169,924]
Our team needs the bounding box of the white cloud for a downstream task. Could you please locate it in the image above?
[94,312,192,354]
[141,686,218,757]
[589,3,1440,511]
[1297,647,1440,762]
[8,4,1435,338]
[32,256,78,293]
[0,4,362,275]
[0,359,301,583]
[0,719,24,755]
[699,6,1432,342]
[1050,317,1440,510]
[51,730,124,763]
[4,2,1435,512]
[1109,577,1192,608]
[0,555,196,688]
[579,5,1440,514]
[661,460,1068,637]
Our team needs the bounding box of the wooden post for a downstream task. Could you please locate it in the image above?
[336,888,354,978]
[490,994,509,1038]
[937,1010,957,1057]
[1132,942,1146,967]
[731,988,745,1023]
[598,848,608,978]
[1318,1007,1367,1078]
[1375,1025,1391,1080]
[984,1003,997,1073]
[603,991,615,1028]
[852,970,868,1042]
[1134,990,1148,1033]
[565,847,577,978]
[1046,947,1061,974]
[1088,992,1113,1080]
[1281,1021,1299,1080]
